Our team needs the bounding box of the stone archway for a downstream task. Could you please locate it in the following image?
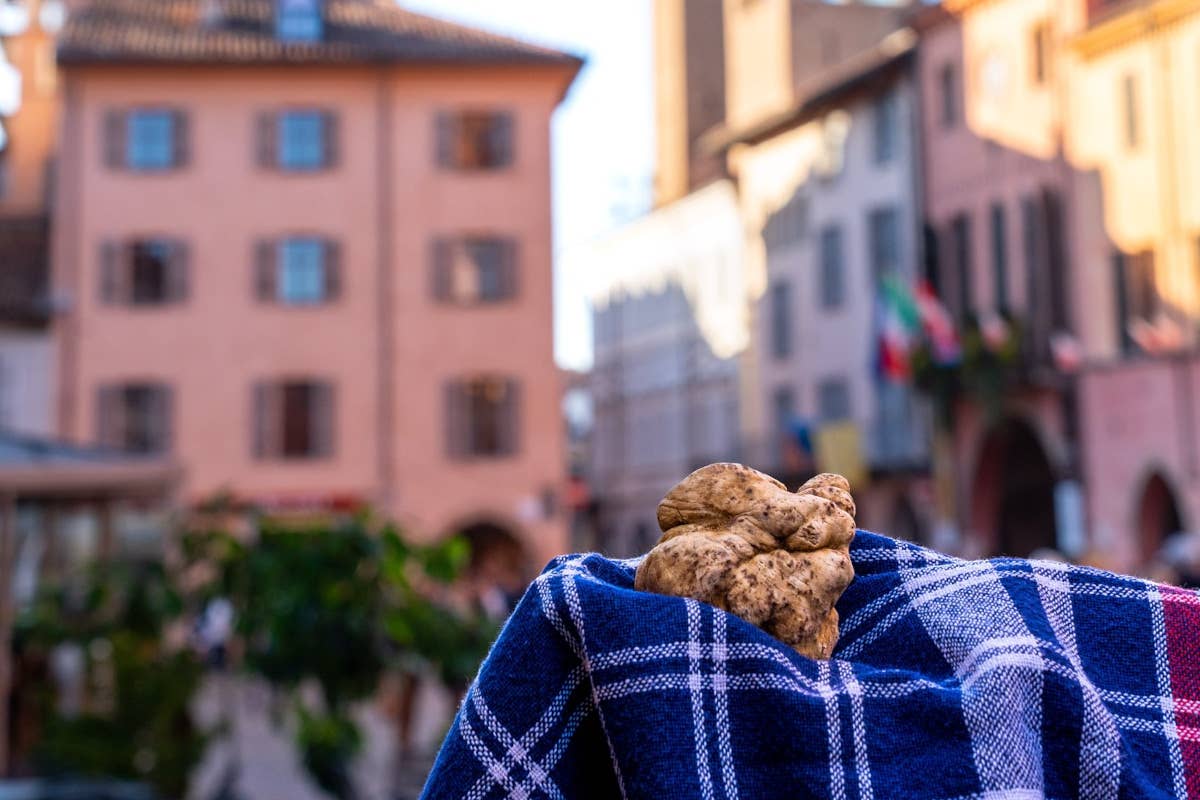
[457,520,529,609]
[1134,472,1185,565]
[970,417,1058,557]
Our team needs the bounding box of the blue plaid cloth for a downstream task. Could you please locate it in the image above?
[421,531,1200,799]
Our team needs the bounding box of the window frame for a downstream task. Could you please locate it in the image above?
[252,378,335,460]
[769,281,792,360]
[115,108,187,172]
[816,378,852,424]
[445,376,521,459]
[939,63,959,129]
[435,110,515,171]
[819,224,846,310]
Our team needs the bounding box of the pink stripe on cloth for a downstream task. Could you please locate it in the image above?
[1164,588,1200,798]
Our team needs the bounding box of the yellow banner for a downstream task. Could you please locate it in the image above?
[814,421,868,490]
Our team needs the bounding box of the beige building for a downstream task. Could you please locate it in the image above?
[653,0,726,206]
[51,0,581,570]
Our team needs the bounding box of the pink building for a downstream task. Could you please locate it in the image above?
[51,0,580,570]
[916,4,1078,559]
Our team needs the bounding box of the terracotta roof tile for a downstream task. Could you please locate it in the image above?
[59,0,583,67]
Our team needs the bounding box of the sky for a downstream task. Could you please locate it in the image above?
[402,0,655,372]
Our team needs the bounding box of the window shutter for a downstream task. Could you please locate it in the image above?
[502,239,519,299]
[171,110,190,168]
[499,379,521,456]
[103,109,126,169]
[491,113,514,167]
[444,380,467,458]
[254,239,276,302]
[322,110,339,168]
[95,384,120,448]
[149,384,173,453]
[169,241,190,302]
[256,111,277,168]
[311,382,334,458]
[323,239,341,300]
[99,240,121,305]
[431,238,453,302]
[435,112,454,168]
[252,382,282,459]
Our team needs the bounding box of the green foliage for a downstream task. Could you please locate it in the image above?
[296,707,362,800]
[17,563,212,799]
[912,312,1024,431]
[182,515,500,800]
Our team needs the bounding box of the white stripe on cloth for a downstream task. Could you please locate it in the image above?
[896,547,1045,794]
[820,660,846,800]
[687,600,716,800]
[839,659,874,800]
[1147,585,1188,799]
[1031,562,1122,800]
[712,610,739,800]
[562,572,630,799]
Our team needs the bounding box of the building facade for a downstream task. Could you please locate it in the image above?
[0,0,61,438]
[579,180,745,557]
[727,26,932,538]
[916,2,1081,560]
[1066,0,1200,571]
[51,0,580,570]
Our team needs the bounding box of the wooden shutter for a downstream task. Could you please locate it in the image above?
[323,239,341,300]
[95,384,121,448]
[502,239,519,299]
[99,240,122,304]
[149,384,173,453]
[431,238,452,302]
[322,110,339,168]
[168,241,189,303]
[444,380,467,458]
[256,111,277,168]
[490,112,514,167]
[171,110,190,168]
[311,382,334,458]
[103,109,126,169]
[252,382,282,459]
[498,379,521,456]
[434,112,455,168]
[254,239,276,302]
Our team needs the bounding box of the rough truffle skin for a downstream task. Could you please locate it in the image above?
[634,463,856,659]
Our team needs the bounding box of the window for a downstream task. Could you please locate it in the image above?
[868,206,900,282]
[990,202,1009,311]
[104,109,188,171]
[949,213,973,319]
[1112,249,1157,354]
[816,379,851,423]
[99,238,188,306]
[431,237,518,304]
[872,91,897,164]
[96,382,172,454]
[255,237,341,305]
[445,376,520,458]
[939,63,959,128]
[258,110,337,171]
[769,281,792,360]
[253,380,334,459]
[435,111,514,170]
[276,0,323,42]
[819,224,845,309]
[763,189,808,251]
[1031,22,1050,85]
[773,385,795,463]
[1122,73,1139,149]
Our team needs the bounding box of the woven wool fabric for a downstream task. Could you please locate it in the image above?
[421,531,1200,799]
